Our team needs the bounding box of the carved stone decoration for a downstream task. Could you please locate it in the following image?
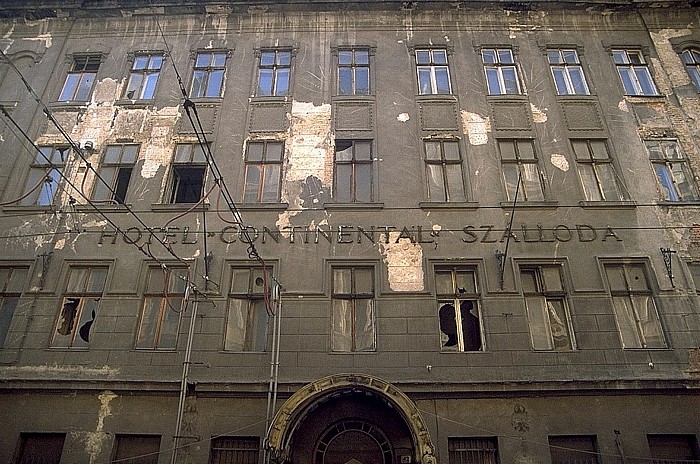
[511,404,530,432]
[561,101,604,131]
[419,101,459,130]
[248,102,289,133]
[334,102,374,131]
[178,104,219,134]
[491,101,531,131]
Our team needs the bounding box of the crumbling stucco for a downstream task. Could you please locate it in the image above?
[530,103,547,123]
[461,111,490,146]
[0,364,119,378]
[649,28,693,89]
[80,390,118,464]
[550,153,569,172]
[397,112,410,122]
[378,231,424,292]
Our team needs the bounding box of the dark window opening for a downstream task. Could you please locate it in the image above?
[210,437,260,464]
[170,166,206,203]
[549,435,600,464]
[111,434,161,464]
[14,433,65,464]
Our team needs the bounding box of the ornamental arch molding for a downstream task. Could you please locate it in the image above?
[266,373,436,464]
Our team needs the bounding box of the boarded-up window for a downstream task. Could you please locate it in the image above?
[332,266,376,352]
[225,267,269,352]
[14,433,65,464]
[111,434,161,464]
[448,437,498,464]
[549,435,600,464]
[0,266,28,348]
[210,437,259,464]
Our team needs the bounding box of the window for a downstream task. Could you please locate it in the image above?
[243,141,283,203]
[0,266,28,348]
[681,48,700,92]
[520,265,574,351]
[169,144,207,204]
[14,433,66,464]
[497,139,545,201]
[225,267,269,352]
[21,146,69,206]
[331,266,376,352]
[210,437,260,464]
[689,262,700,291]
[52,266,108,348]
[549,436,600,464]
[93,144,139,204]
[191,51,227,98]
[136,266,188,350]
[257,49,291,96]
[124,53,164,100]
[416,48,451,95]
[424,140,466,202]
[648,435,700,462]
[436,266,483,352]
[604,263,666,349]
[334,140,373,203]
[612,49,659,96]
[59,55,101,102]
[482,48,521,95]
[448,438,498,464]
[646,140,698,202]
[111,435,160,464]
[571,139,625,201]
[547,49,590,95]
[338,49,370,95]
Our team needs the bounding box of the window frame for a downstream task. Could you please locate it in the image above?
[123,52,165,100]
[519,264,576,351]
[571,139,626,201]
[111,434,161,464]
[680,48,700,92]
[497,139,546,202]
[415,48,452,95]
[243,140,284,203]
[331,265,377,353]
[0,265,29,348]
[209,437,260,464]
[190,50,228,98]
[435,265,484,352]
[224,266,271,352]
[448,437,499,464]
[93,144,139,204]
[13,433,66,464]
[336,47,371,96]
[21,145,70,207]
[549,435,600,464]
[547,48,590,95]
[481,47,522,95]
[424,139,467,202]
[611,48,659,96]
[333,139,374,203]
[256,48,293,97]
[645,139,699,202]
[58,54,102,102]
[168,144,208,204]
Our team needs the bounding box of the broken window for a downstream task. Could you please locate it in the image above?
[416,48,452,95]
[681,48,700,92]
[15,433,66,464]
[124,53,164,100]
[136,266,188,350]
[549,436,600,464]
[59,55,101,102]
[482,48,521,95]
[331,266,376,352]
[334,140,373,203]
[21,146,69,206]
[257,49,292,97]
[111,434,161,464]
[52,266,108,348]
[572,139,625,201]
[243,141,283,203]
[191,51,227,98]
[0,266,28,348]
[225,267,269,352]
[520,265,574,351]
[547,48,590,95]
[448,438,498,464]
[337,48,370,95]
[93,144,139,204]
[210,437,260,464]
[612,49,659,96]
[646,139,698,202]
[604,263,666,349]
[498,139,545,201]
[436,266,483,352]
[424,140,466,202]
[647,434,700,461]
[169,144,207,204]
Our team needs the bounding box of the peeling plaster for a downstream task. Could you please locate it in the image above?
[378,231,424,292]
[530,103,547,123]
[23,33,52,48]
[618,100,629,112]
[81,391,118,464]
[397,112,410,122]
[54,238,66,250]
[140,107,182,180]
[550,153,569,172]
[650,28,693,88]
[2,22,16,53]
[461,111,490,146]
[0,364,119,378]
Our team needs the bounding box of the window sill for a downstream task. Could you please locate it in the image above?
[114,99,156,108]
[248,96,292,104]
[578,200,636,209]
[151,203,210,212]
[332,95,375,102]
[75,203,132,212]
[623,94,665,101]
[48,101,90,110]
[2,205,56,213]
[485,94,528,101]
[499,200,559,209]
[236,203,289,211]
[324,202,384,211]
[183,96,224,105]
[554,94,598,100]
[657,200,700,207]
[419,201,479,210]
[415,94,458,102]
[133,348,178,352]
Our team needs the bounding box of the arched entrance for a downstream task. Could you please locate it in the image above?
[266,374,436,464]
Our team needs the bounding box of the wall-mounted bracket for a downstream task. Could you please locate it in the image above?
[660,247,676,288]
[495,250,506,290]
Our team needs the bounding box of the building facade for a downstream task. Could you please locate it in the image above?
[0,0,699,463]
